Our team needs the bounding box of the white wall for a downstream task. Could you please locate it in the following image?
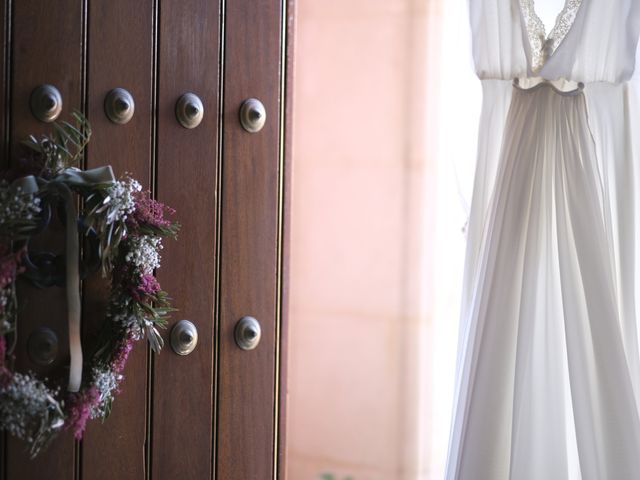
[287,1,479,478]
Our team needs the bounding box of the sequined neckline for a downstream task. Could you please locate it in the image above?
[519,0,584,73]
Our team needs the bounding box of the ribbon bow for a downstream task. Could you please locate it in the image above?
[44,166,115,392]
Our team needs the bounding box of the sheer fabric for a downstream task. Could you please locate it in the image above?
[447,0,640,478]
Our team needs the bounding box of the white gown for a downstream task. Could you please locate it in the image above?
[446,1,640,479]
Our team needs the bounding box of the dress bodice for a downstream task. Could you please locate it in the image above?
[470,0,640,83]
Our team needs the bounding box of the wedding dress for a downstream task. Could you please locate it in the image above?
[446,1,640,478]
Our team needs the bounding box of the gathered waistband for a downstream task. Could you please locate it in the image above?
[513,77,585,96]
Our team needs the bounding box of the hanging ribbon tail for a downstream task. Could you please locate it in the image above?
[55,182,83,393]
[47,166,116,392]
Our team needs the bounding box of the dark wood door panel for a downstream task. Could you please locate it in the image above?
[217,0,284,478]
[0,0,291,478]
[5,1,84,479]
[81,1,155,479]
[0,0,7,476]
[153,0,220,478]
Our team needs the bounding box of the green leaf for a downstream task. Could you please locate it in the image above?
[147,325,164,353]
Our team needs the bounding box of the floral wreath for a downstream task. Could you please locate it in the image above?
[0,112,179,457]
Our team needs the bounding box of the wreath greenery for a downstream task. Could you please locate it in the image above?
[0,112,179,457]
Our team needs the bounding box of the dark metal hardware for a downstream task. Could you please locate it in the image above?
[20,189,101,289]
[175,93,204,129]
[27,327,59,366]
[104,88,135,125]
[170,320,198,355]
[234,316,261,351]
[239,98,266,133]
[30,84,63,123]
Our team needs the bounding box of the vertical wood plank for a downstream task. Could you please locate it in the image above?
[0,0,7,163]
[5,1,83,479]
[0,0,7,477]
[80,1,154,478]
[152,0,219,478]
[216,0,284,478]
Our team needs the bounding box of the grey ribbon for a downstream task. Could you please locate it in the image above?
[9,175,39,195]
[54,165,115,188]
[48,166,115,392]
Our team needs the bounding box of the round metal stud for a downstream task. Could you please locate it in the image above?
[104,88,135,125]
[175,92,204,129]
[234,316,262,351]
[170,320,198,356]
[239,98,266,133]
[30,84,63,123]
[27,327,59,366]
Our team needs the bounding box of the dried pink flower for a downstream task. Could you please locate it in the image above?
[131,192,175,229]
[111,333,135,375]
[66,387,100,440]
[0,245,23,290]
[130,273,161,302]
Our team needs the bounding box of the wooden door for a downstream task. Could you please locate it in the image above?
[0,0,293,478]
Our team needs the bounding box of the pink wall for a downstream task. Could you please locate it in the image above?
[287,1,439,478]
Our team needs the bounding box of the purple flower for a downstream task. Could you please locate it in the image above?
[65,387,100,440]
[130,192,175,229]
[130,273,161,301]
[0,244,24,290]
[111,334,135,375]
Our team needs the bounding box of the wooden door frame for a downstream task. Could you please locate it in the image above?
[279,0,296,477]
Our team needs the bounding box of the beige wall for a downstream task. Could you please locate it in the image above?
[287,1,441,479]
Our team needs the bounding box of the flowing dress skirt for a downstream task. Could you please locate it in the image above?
[446,83,640,480]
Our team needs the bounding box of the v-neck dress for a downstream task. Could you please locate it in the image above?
[446,1,640,478]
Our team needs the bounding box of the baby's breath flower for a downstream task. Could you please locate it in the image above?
[0,373,63,443]
[0,317,10,335]
[0,289,8,313]
[89,367,122,419]
[105,176,141,225]
[111,310,143,336]
[125,235,162,274]
[0,182,41,236]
